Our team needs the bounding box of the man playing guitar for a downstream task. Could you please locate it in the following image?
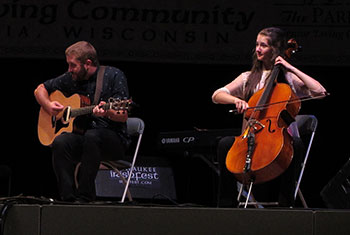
[34,41,130,202]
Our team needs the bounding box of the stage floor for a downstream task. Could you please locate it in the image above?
[2,200,350,235]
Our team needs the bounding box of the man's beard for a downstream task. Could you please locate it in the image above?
[72,67,88,81]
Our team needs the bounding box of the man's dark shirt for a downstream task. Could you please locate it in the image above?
[43,66,130,146]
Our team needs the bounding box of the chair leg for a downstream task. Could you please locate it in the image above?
[75,162,133,201]
[237,183,244,204]
[244,181,254,208]
[74,162,81,189]
[100,162,133,202]
[294,131,316,200]
[237,181,279,208]
[111,167,133,202]
[237,181,261,208]
[121,133,142,203]
[298,188,308,208]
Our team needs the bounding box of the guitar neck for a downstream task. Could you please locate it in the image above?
[70,103,111,118]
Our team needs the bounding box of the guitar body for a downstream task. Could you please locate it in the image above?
[38,91,82,146]
[37,90,131,146]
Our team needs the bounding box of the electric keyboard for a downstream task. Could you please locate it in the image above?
[158,128,241,152]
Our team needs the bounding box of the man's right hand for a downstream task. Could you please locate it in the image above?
[46,101,64,116]
[34,84,65,116]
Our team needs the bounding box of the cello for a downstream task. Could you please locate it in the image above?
[225,39,301,185]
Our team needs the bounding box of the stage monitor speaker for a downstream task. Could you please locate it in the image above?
[320,157,350,209]
[95,156,176,200]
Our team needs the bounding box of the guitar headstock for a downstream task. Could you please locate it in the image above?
[109,98,133,112]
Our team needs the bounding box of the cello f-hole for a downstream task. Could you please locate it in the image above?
[266,119,276,133]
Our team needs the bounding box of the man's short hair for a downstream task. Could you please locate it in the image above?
[65,41,99,66]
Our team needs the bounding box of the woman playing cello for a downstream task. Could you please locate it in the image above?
[212,27,327,207]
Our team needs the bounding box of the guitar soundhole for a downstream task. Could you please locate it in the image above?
[54,118,69,134]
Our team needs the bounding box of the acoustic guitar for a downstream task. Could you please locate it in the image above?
[37,90,131,146]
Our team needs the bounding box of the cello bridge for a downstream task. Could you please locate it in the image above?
[253,120,265,130]
[243,119,265,139]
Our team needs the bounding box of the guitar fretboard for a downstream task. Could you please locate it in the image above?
[70,103,111,117]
